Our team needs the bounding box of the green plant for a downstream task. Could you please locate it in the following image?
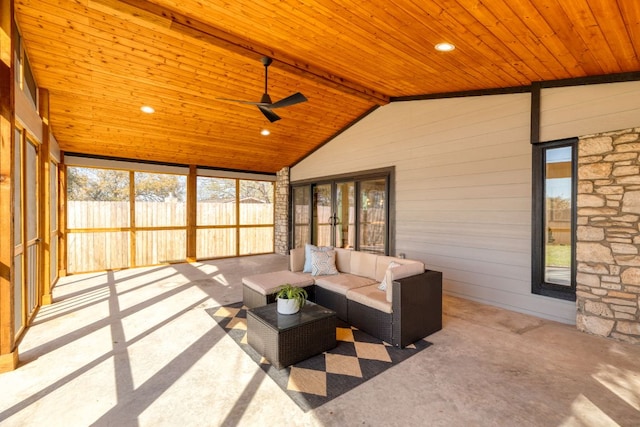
[274,284,308,310]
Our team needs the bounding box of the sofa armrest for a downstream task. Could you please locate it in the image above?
[391,270,443,348]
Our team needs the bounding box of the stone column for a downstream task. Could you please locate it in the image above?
[274,167,290,255]
[576,127,640,344]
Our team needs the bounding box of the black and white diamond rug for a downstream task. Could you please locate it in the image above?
[205,302,432,412]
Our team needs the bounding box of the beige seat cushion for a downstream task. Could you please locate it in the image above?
[242,270,313,295]
[346,284,392,314]
[314,273,376,295]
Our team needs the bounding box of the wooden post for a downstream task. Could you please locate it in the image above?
[39,88,52,305]
[129,170,135,267]
[0,0,18,372]
[186,165,197,262]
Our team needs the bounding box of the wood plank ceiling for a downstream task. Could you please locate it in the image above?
[14,0,640,173]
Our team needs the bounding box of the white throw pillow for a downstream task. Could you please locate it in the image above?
[311,250,339,276]
[303,243,332,273]
[378,261,401,291]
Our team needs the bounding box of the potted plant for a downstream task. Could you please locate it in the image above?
[275,284,308,315]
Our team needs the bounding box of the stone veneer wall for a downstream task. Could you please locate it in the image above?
[274,167,290,255]
[576,126,640,344]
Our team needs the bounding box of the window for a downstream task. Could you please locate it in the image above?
[66,167,131,272]
[134,172,187,265]
[196,176,237,258]
[532,138,577,301]
[195,176,274,258]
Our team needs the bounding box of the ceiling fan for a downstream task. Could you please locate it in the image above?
[217,56,307,122]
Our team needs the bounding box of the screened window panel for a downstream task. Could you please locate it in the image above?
[135,172,187,227]
[13,128,21,245]
[196,177,236,226]
[136,230,186,265]
[239,180,274,225]
[67,167,130,228]
[67,232,129,273]
[196,228,236,258]
[240,227,273,255]
[26,141,37,241]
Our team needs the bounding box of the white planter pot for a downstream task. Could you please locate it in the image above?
[277,298,301,315]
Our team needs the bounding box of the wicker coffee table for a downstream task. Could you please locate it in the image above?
[247,301,337,369]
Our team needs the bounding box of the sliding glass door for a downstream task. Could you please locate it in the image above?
[292,169,392,254]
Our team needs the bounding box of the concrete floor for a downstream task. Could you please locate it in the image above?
[0,254,639,426]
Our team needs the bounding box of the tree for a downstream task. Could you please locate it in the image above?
[67,167,129,201]
[197,177,236,202]
[240,180,274,203]
[135,172,186,202]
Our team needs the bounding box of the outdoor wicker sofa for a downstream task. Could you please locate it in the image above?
[242,246,442,348]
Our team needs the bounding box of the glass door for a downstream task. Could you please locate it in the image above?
[358,178,387,254]
[334,181,355,249]
[291,168,392,254]
[312,184,332,247]
[292,186,310,248]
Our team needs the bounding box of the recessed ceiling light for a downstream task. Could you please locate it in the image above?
[435,42,455,52]
[261,129,270,136]
[140,105,155,114]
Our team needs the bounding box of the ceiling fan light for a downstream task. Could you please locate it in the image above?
[140,105,155,114]
[435,42,455,52]
[261,129,270,136]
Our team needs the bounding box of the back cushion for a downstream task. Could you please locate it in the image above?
[290,247,305,272]
[375,256,399,282]
[350,251,378,279]
[334,248,352,273]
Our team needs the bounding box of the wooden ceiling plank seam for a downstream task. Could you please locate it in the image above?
[373,1,526,90]
[315,0,492,92]
[528,0,608,76]
[556,0,623,74]
[465,0,573,80]
[504,0,586,76]
[427,0,543,82]
[589,0,639,71]
[416,0,554,80]
[617,0,640,61]
[193,0,487,94]
[400,0,535,85]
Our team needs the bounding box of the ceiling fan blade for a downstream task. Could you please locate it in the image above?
[258,106,281,122]
[216,97,270,107]
[270,92,307,109]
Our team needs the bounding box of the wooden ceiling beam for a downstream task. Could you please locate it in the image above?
[89,0,390,105]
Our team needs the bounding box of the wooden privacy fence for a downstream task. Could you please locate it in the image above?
[66,201,274,273]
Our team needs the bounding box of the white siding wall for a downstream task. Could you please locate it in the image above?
[292,93,576,324]
[540,80,640,142]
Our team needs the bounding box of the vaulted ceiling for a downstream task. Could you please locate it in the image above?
[14,0,640,173]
